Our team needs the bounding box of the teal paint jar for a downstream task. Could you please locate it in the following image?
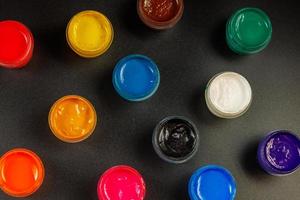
[226,7,272,54]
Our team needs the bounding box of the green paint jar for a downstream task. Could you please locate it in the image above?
[226,7,272,54]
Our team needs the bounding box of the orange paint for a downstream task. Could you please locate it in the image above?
[0,149,44,197]
[49,95,97,143]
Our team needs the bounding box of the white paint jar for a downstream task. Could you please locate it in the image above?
[205,72,252,118]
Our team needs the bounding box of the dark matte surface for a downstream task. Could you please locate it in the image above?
[0,0,300,199]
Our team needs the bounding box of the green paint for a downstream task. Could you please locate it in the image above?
[226,8,272,54]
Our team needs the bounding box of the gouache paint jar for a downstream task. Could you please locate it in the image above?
[97,165,146,200]
[66,10,114,58]
[0,20,34,68]
[0,148,44,197]
[113,54,160,101]
[48,95,97,143]
[226,7,272,54]
[257,130,300,176]
[152,116,199,164]
[205,72,252,119]
[188,165,236,200]
[137,0,184,29]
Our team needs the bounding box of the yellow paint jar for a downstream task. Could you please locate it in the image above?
[66,10,114,58]
[48,95,97,143]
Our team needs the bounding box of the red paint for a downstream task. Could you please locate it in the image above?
[141,0,180,22]
[0,20,34,69]
[97,165,146,200]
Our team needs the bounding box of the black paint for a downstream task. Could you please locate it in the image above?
[158,118,197,158]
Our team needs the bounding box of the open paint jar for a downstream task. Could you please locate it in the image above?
[257,130,300,176]
[48,95,97,143]
[97,165,146,200]
[188,165,236,200]
[226,7,272,54]
[113,54,160,101]
[137,0,184,29]
[205,72,252,119]
[0,20,34,68]
[152,116,199,164]
[0,149,44,197]
[66,10,114,58]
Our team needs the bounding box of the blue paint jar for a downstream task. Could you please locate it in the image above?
[112,54,160,101]
[188,165,236,200]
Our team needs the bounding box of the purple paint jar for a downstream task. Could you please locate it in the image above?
[257,130,300,176]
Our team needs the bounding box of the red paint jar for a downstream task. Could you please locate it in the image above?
[0,20,34,69]
[137,0,184,30]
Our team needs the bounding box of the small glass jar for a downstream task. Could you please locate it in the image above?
[205,72,252,119]
[0,20,34,68]
[97,165,146,200]
[66,10,114,58]
[226,7,272,54]
[0,148,44,197]
[48,95,97,143]
[137,0,184,30]
[188,165,236,200]
[257,130,300,176]
[113,54,160,101]
[152,116,199,164]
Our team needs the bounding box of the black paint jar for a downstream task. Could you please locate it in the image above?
[152,116,199,164]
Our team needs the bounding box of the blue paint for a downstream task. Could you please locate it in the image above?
[113,54,160,101]
[188,165,236,200]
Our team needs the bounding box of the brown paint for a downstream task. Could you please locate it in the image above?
[137,0,184,30]
[142,0,179,22]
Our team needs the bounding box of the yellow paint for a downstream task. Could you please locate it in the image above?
[49,95,97,143]
[66,10,114,58]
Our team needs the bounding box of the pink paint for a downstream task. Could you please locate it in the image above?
[97,165,146,200]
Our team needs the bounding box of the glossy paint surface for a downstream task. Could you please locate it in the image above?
[205,72,252,118]
[113,55,160,101]
[0,20,34,68]
[48,95,97,143]
[153,116,199,164]
[66,10,113,57]
[141,0,180,22]
[226,7,272,54]
[157,118,197,158]
[0,149,44,197]
[97,165,146,200]
[137,0,184,29]
[188,165,236,200]
[258,130,300,175]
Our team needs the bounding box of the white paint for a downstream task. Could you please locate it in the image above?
[207,72,252,117]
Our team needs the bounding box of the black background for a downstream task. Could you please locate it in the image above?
[0,0,300,199]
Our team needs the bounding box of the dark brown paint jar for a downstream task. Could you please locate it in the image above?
[137,0,184,30]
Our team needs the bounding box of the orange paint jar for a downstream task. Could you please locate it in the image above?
[48,95,97,143]
[0,148,44,197]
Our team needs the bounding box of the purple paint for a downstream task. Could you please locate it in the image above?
[257,130,300,175]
